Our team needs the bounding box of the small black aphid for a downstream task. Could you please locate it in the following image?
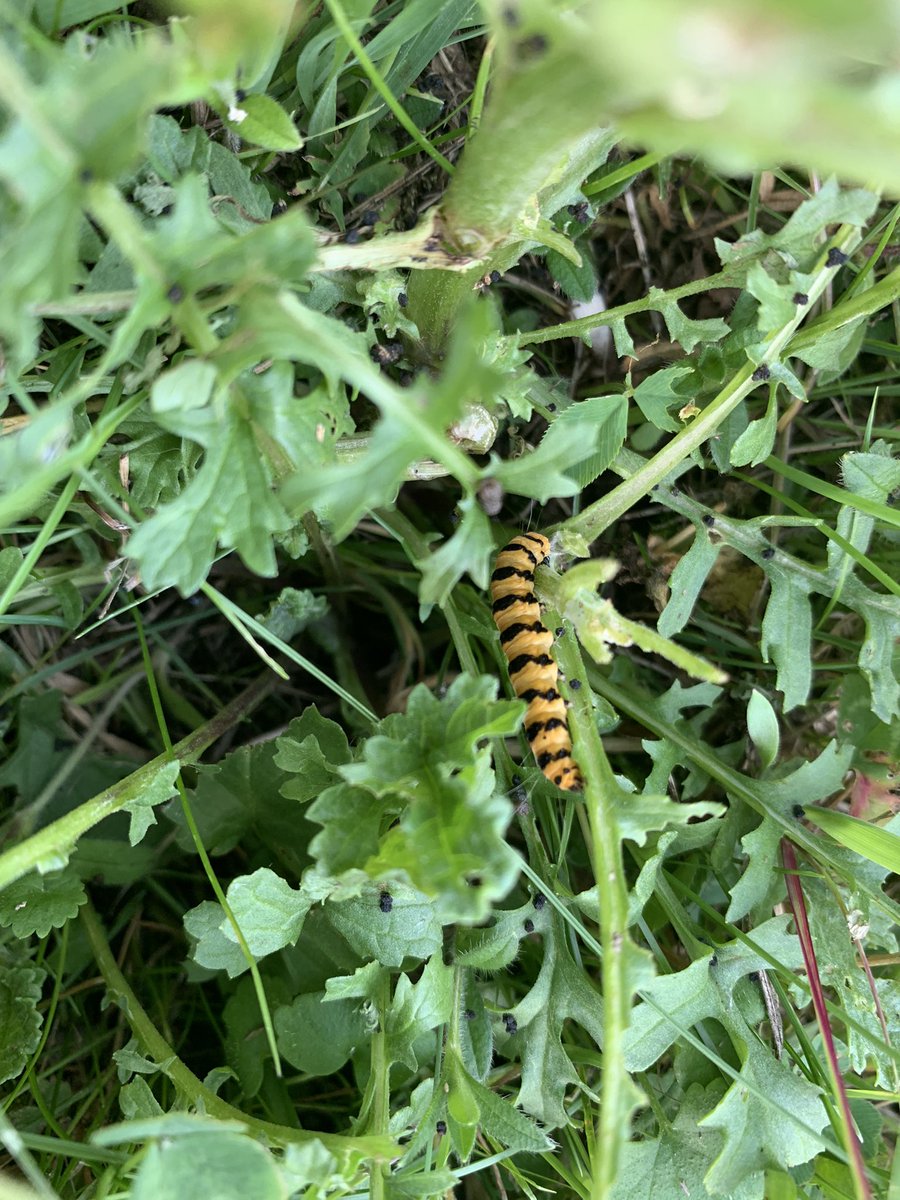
[503,1013,518,1034]
[702,514,715,528]
[524,918,535,934]
[398,292,408,307]
[379,891,393,913]
[167,284,184,304]
[533,892,546,910]
[490,269,501,283]
[361,209,378,226]
[792,292,809,305]
[752,364,771,382]
[826,248,848,267]
[518,33,548,55]
[793,804,806,819]
[547,402,557,412]
[436,1120,447,1135]
[569,678,582,691]
[762,546,776,560]
[709,953,718,968]
[464,1008,476,1020]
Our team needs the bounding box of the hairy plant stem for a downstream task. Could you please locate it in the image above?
[0,673,275,893]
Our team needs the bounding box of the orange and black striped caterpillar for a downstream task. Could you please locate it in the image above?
[490,533,583,792]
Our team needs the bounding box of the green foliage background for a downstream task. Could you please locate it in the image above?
[0,1,899,1198]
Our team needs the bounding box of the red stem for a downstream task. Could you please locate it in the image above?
[781,838,872,1200]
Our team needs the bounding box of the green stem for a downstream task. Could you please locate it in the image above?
[79,902,396,1157]
[408,128,616,356]
[589,671,900,926]
[86,182,167,287]
[548,615,631,1200]
[515,267,741,347]
[322,0,454,177]
[0,39,77,169]
[367,972,392,1200]
[133,614,282,1077]
[788,261,900,350]
[0,475,81,619]
[562,223,867,546]
[0,674,275,894]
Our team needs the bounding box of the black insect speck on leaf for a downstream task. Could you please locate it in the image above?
[793,804,806,818]
[826,248,848,267]
[512,774,521,787]
[398,292,408,307]
[533,892,546,910]
[524,918,535,933]
[436,1120,447,1135]
[518,33,548,56]
[379,891,393,913]
[555,627,564,637]
[167,284,184,304]
[748,970,759,982]
[752,364,770,382]
[464,1008,476,1020]
[702,514,715,528]
[762,546,775,559]
[503,1013,518,1034]
[709,953,718,968]
[490,269,501,283]
[547,402,557,412]
[235,88,247,102]
[361,209,378,226]
[793,292,809,305]
[468,875,483,888]
[569,678,582,690]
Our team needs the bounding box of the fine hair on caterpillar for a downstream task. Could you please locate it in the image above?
[490,533,583,791]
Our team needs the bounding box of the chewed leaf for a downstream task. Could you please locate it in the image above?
[760,569,813,711]
[565,583,727,684]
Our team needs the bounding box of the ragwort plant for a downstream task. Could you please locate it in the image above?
[0,1,899,1198]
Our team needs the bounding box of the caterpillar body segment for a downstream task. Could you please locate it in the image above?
[490,534,583,792]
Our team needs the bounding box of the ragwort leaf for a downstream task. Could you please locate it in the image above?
[0,869,86,938]
[0,966,45,1085]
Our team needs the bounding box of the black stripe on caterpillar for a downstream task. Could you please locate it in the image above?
[490,533,583,791]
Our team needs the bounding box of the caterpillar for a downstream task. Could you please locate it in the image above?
[490,533,583,791]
